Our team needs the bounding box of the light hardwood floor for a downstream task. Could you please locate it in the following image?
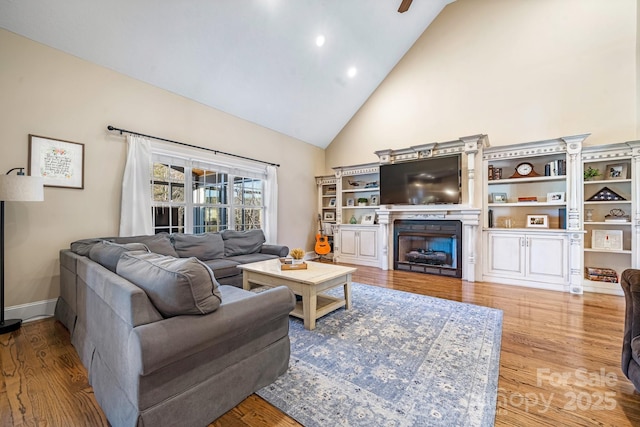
[2,265,640,426]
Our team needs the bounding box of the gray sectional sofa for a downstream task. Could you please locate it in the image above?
[54,230,295,427]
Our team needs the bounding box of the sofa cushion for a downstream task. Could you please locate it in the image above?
[172,233,224,260]
[202,259,242,279]
[116,252,222,317]
[221,229,265,257]
[114,233,179,257]
[88,241,150,273]
[71,238,111,256]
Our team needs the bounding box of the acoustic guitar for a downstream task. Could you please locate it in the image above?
[315,214,331,255]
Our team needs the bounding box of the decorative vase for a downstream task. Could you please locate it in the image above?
[292,259,303,265]
[585,209,594,222]
[358,202,367,206]
[349,215,357,224]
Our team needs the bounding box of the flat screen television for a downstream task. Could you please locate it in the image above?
[380,155,461,205]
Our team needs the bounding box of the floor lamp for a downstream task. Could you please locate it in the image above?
[0,167,44,335]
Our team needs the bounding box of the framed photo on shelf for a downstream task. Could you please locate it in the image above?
[346,198,355,207]
[28,134,85,189]
[328,198,336,207]
[322,222,334,236]
[605,163,628,180]
[546,192,565,203]
[370,195,379,206]
[526,214,549,228]
[323,211,335,221]
[491,193,507,203]
[361,214,375,225]
[592,229,623,251]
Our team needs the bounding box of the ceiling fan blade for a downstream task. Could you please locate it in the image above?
[398,0,413,13]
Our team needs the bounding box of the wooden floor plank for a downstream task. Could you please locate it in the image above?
[1,264,639,426]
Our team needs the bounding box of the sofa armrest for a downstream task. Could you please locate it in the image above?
[260,244,289,257]
[622,269,640,374]
[129,285,295,375]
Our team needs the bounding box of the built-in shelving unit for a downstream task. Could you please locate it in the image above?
[315,175,337,257]
[331,163,381,267]
[482,134,587,293]
[581,142,640,295]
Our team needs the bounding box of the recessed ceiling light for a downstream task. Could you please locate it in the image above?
[316,35,325,47]
[347,67,357,78]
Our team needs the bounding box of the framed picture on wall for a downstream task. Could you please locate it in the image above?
[28,134,85,189]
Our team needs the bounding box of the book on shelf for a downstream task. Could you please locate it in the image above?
[586,266,617,276]
[586,274,618,283]
[585,266,618,283]
[488,166,502,180]
[544,159,566,177]
[517,197,538,202]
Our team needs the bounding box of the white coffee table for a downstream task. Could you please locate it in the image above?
[237,259,356,330]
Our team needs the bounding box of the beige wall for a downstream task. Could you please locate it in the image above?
[0,29,324,307]
[326,0,638,169]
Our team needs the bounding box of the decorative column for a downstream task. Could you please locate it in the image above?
[562,134,586,294]
[461,134,489,208]
[376,209,391,270]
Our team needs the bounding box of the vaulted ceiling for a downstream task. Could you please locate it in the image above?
[0,0,454,148]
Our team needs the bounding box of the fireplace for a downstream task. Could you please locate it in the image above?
[393,220,462,278]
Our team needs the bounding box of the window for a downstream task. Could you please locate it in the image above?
[151,155,265,234]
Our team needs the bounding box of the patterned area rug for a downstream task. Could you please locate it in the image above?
[257,283,502,427]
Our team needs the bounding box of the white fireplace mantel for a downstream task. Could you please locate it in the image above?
[376,205,482,281]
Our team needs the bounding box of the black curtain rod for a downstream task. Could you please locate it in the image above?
[107,125,280,167]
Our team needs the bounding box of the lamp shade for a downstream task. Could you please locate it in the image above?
[0,175,44,202]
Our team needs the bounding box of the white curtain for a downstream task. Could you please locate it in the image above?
[119,135,153,236]
[264,165,278,243]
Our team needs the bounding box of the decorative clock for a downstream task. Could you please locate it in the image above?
[509,162,541,178]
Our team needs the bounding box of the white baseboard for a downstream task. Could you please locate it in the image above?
[4,299,57,323]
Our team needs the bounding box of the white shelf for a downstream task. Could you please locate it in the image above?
[584,248,632,254]
[342,205,378,209]
[584,200,631,205]
[484,227,569,233]
[584,178,632,185]
[488,175,566,185]
[584,221,631,226]
[342,187,380,193]
[488,202,567,207]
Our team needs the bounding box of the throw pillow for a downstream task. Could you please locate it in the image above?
[116,252,222,317]
[221,229,265,257]
[114,233,179,257]
[88,241,150,273]
[70,238,110,256]
[172,232,224,260]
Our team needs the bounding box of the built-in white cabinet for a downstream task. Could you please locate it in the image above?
[337,225,379,267]
[482,134,586,292]
[331,163,381,267]
[485,230,568,288]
